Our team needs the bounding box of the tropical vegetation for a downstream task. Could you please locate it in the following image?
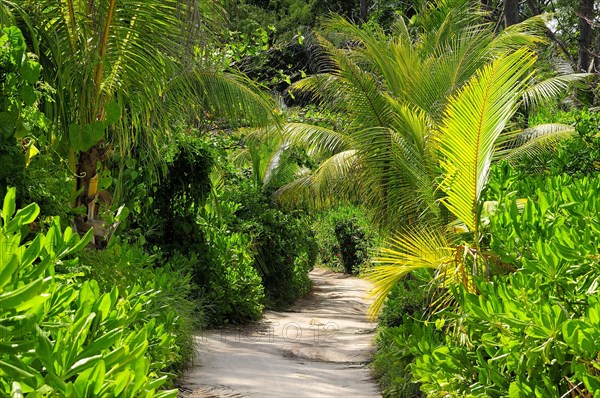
[1,0,599,396]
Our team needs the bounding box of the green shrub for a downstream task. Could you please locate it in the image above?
[194,197,265,325]
[78,242,198,374]
[406,171,600,396]
[373,269,430,397]
[378,270,431,328]
[0,24,67,221]
[373,321,427,398]
[216,176,316,309]
[121,132,212,250]
[313,206,378,274]
[0,188,178,397]
[238,200,315,308]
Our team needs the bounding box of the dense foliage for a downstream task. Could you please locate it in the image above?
[373,161,600,396]
[312,206,378,274]
[0,189,179,397]
[1,0,600,395]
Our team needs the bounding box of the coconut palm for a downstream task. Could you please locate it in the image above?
[259,1,590,316]
[1,0,276,214]
[273,2,587,231]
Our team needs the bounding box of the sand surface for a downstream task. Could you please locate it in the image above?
[179,268,381,398]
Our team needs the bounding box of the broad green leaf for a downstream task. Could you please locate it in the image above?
[19,234,43,269]
[2,187,16,226]
[0,277,45,309]
[144,375,169,391]
[64,355,103,380]
[582,374,600,394]
[68,123,104,152]
[75,329,122,361]
[0,112,17,140]
[114,205,129,223]
[0,359,34,380]
[103,346,127,369]
[104,101,121,124]
[19,61,41,84]
[153,389,179,398]
[113,370,132,396]
[89,360,106,395]
[3,26,25,65]
[132,357,150,394]
[19,85,37,106]
[64,312,96,368]
[0,255,19,289]
[35,326,55,374]
[12,203,40,226]
[63,229,94,257]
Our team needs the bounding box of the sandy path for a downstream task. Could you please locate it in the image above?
[179,268,381,398]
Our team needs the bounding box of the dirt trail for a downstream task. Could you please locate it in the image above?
[180,268,381,398]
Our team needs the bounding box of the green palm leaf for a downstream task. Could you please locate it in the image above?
[365,227,453,319]
[438,48,536,236]
[498,123,576,163]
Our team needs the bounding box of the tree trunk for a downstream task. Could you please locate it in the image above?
[503,0,520,27]
[480,0,492,13]
[360,0,368,23]
[577,0,594,72]
[525,0,541,15]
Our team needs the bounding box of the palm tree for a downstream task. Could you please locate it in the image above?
[2,0,276,225]
[276,2,587,223]
[263,1,589,315]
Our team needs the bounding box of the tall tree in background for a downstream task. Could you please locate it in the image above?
[503,0,520,26]
[577,0,595,72]
[360,0,369,22]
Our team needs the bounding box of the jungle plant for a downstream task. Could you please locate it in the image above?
[0,0,277,229]
[194,194,266,324]
[268,2,588,315]
[311,206,378,274]
[408,172,600,396]
[0,187,180,396]
[0,24,51,201]
[268,0,588,231]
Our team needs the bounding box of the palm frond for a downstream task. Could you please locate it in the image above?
[192,69,277,128]
[281,123,349,156]
[498,123,576,163]
[490,14,547,54]
[438,49,536,235]
[313,33,396,130]
[365,227,453,319]
[521,73,592,107]
[274,149,359,209]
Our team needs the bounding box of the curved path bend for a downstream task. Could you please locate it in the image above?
[180,268,381,397]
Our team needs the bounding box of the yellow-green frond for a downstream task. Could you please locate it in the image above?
[365,227,453,319]
[437,48,536,233]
